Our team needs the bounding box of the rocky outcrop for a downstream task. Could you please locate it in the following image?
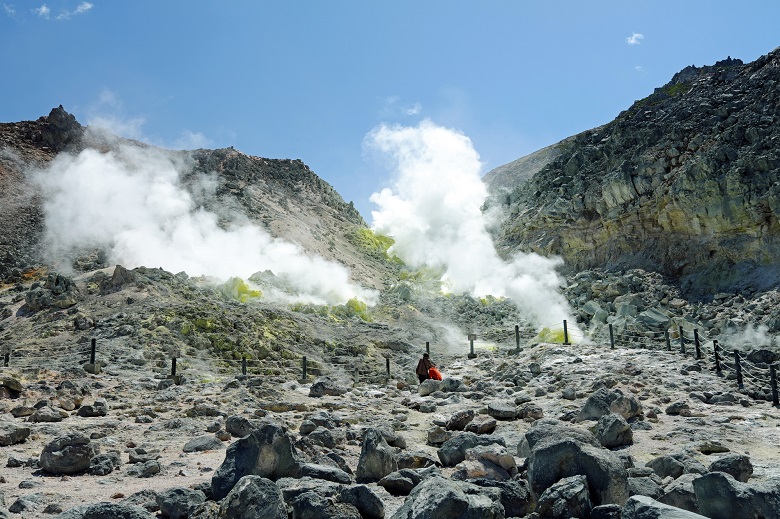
[489,47,780,297]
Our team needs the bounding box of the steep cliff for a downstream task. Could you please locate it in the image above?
[489,48,780,297]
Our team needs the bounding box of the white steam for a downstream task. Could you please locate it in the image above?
[367,120,574,329]
[34,144,376,305]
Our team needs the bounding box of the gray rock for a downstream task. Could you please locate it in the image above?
[665,401,691,416]
[528,438,629,506]
[212,422,302,500]
[646,452,706,479]
[356,427,398,483]
[469,477,534,518]
[658,473,700,513]
[390,476,504,519]
[590,503,623,519]
[437,431,506,467]
[77,400,108,417]
[378,468,423,496]
[225,415,262,437]
[418,379,442,396]
[306,426,338,448]
[126,460,161,478]
[628,476,664,499]
[709,453,753,482]
[183,435,224,453]
[40,432,98,475]
[464,415,497,434]
[445,409,475,431]
[156,487,206,519]
[596,413,633,448]
[28,405,66,422]
[218,476,287,519]
[693,471,780,519]
[536,474,592,519]
[340,485,385,519]
[309,377,348,397]
[622,495,708,518]
[88,451,121,476]
[298,462,351,484]
[576,387,642,422]
[487,400,518,420]
[128,448,160,463]
[517,418,599,457]
[0,421,30,446]
[289,490,361,519]
[52,502,155,519]
[451,458,511,482]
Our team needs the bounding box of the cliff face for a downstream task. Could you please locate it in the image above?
[489,48,780,297]
[0,108,389,289]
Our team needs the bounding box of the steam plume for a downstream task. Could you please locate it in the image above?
[367,120,574,329]
[34,144,376,305]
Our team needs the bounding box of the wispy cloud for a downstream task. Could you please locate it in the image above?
[3,4,16,16]
[34,3,50,18]
[626,32,644,45]
[380,96,423,119]
[173,130,212,150]
[634,65,646,73]
[57,1,93,20]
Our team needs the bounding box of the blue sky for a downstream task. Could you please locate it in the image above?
[2,1,779,219]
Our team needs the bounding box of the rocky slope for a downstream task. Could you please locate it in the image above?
[487,48,780,298]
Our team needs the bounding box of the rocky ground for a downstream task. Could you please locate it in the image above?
[1,266,780,518]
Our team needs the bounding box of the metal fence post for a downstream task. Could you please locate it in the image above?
[171,357,177,377]
[770,364,778,407]
[563,320,571,345]
[385,357,390,380]
[242,356,247,376]
[4,350,9,367]
[679,326,686,355]
[468,334,477,359]
[426,341,430,355]
[665,330,671,352]
[90,338,96,364]
[734,351,743,389]
[713,340,721,373]
[515,325,520,351]
[609,323,615,350]
[302,356,308,381]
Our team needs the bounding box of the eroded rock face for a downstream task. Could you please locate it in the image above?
[490,49,780,296]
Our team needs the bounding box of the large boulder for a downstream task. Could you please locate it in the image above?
[576,387,642,422]
[709,453,753,482]
[356,427,398,483]
[596,413,633,448]
[692,472,780,519]
[437,432,506,467]
[517,418,599,457]
[0,422,30,447]
[155,488,206,519]
[658,473,700,514]
[40,432,98,475]
[469,478,534,518]
[390,476,504,519]
[211,422,302,500]
[308,377,348,397]
[288,491,362,519]
[527,438,629,506]
[536,474,593,519]
[218,476,287,519]
[622,495,708,519]
[52,502,154,519]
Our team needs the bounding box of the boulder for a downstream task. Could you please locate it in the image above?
[445,409,475,431]
[464,415,497,434]
[596,413,633,448]
[298,463,351,484]
[211,422,302,500]
[576,387,642,422]
[378,468,423,496]
[218,476,287,519]
[709,453,753,482]
[183,435,224,453]
[658,473,700,513]
[0,375,23,396]
[536,474,592,519]
[451,458,511,482]
[418,379,442,396]
[308,377,348,397]
[437,432,506,467]
[527,438,629,506]
[517,418,599,457]
[356,427,398,483]
[156,488,206,519]
[225,415,262,437]
[340,485,385,519]
[52,502,154,518]
[390,476,504,519]
[646,452,707,479]
[288,491,361,519]
[622,495,708,519]
[693,472,780,519]
[77,401,108,417]
[40,432,98,475]
[0,421,30,446]
[88,452,122,476]
[469,477,534,518]
[487,401,518,420]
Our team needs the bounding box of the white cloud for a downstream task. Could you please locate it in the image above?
[405,103,422,116]
[380,96,423,119]
[3,4,16,15]
[34,4,50,18]
[57,1,93,20]
[366,120,575,329]
[634,65,646,73]
[626,32,644,45]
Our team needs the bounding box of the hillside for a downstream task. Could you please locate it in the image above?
[487,48,780,298]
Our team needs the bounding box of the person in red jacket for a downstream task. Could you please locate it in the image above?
[415,352,435,384]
